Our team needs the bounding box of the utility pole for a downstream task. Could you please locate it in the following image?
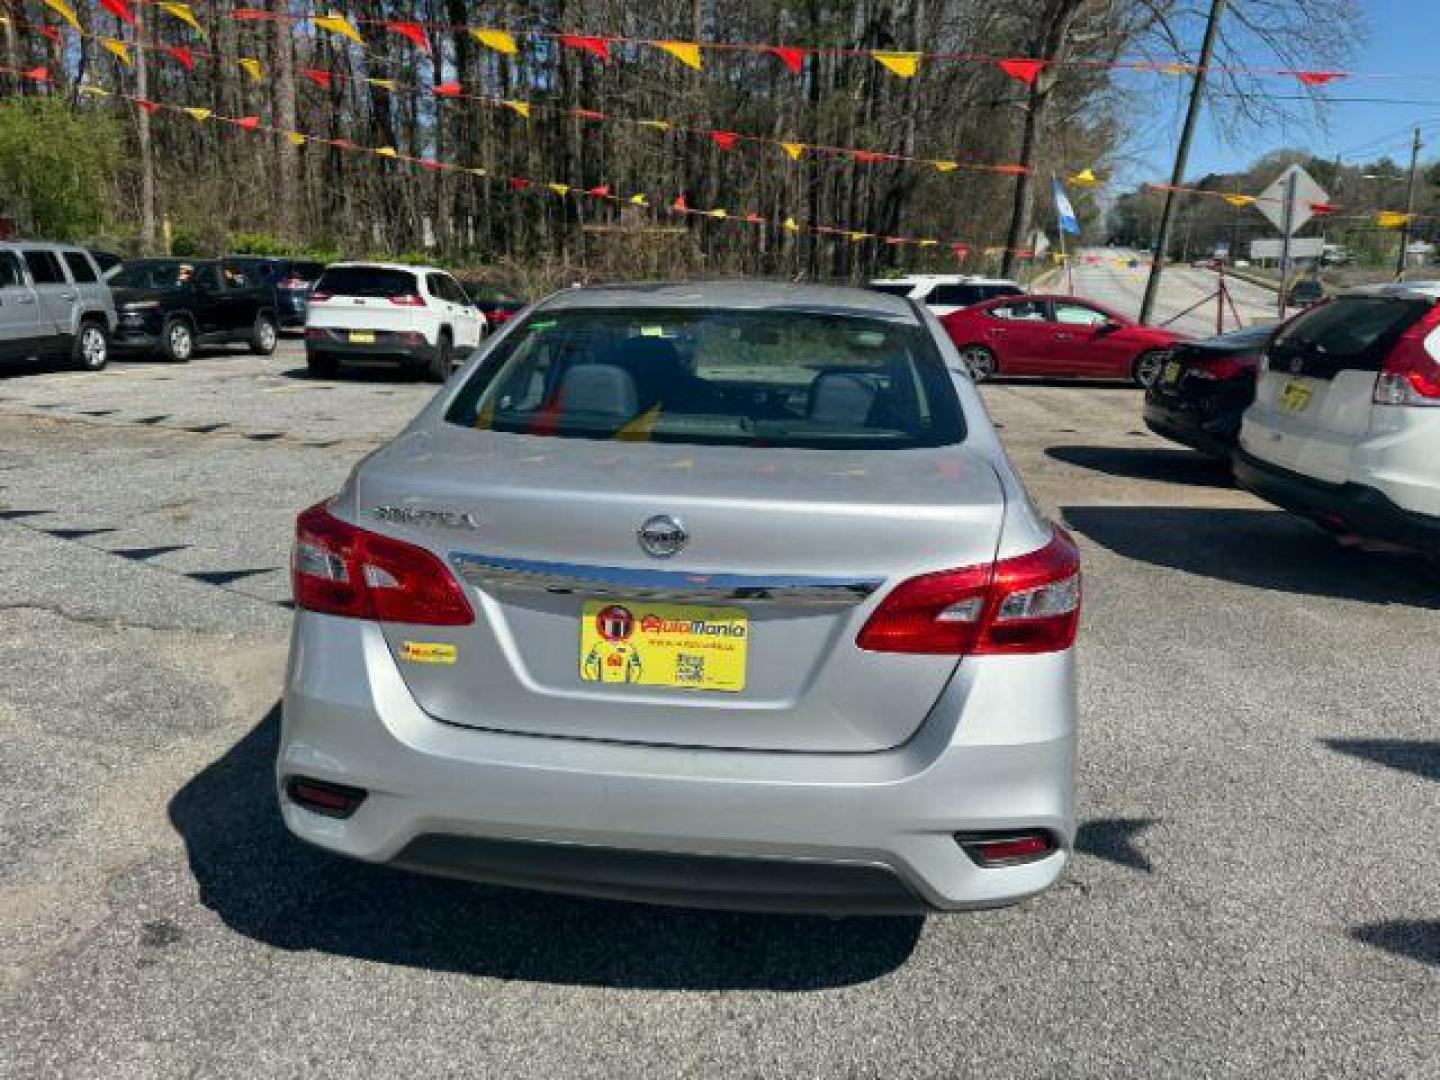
[1138,0,1227,325]
[1276,169,1297,319]
[1396,127,1423,280]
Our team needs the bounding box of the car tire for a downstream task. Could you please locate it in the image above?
[306,352,339,379]
[72,320,109,372]
[957,345,997,382]
[249,313,279,355]
[1132,350,1166,388]
[161,318,195,363]
[426,332,452,383]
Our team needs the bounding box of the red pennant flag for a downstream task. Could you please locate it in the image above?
[508,178,531,191]
[1295,70,1344,87]
[331,138,356,150]
[1308,202,1340,216]
[950,243,970,259]
[420,158,442,172]
[744,212,764,224]
[574,108,606,121]
[39,27,62,44]
[303,68,331,89]
[99,0,136,25]
[164,45,194,70]
[587,184,611,197]
[232,7,272,19]
[559,34,610,62]
[235,115,261,131]
[672,194,689,211]
[851,150,886,164]
[136,99,160,114]
[998,58,1045,85]
[885,237,905,245]
[708,131,740,151]
[769,46,805,74]
[434,81,463,97]
[22,66,49,82]
[991,164,1030,176]
[386,21,430,53]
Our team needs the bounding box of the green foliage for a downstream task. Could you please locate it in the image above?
[0,98,121,241]
[228,230,297,256]
[169,231,204,256]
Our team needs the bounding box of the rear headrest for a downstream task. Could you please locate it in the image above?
[557,364,639,418]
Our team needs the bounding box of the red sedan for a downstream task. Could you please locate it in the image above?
[939,294,1187,386]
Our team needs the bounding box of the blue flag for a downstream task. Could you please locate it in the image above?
[1053,178,1081,236]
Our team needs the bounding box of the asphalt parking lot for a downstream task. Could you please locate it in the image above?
[2,340,1436,1079]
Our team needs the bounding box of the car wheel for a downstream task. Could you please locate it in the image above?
[958,345,997,382]
[161,318,195,363]
[249,313,279,355]
[306,352,339,379]
[1132,350,1166,388]
[426,332,452,383]
[72,321,109,372]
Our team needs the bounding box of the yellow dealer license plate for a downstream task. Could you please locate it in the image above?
[1162,359,1183,385]
[1279,380,1313,413]
[579,600,747,692]
[349,330,376,344]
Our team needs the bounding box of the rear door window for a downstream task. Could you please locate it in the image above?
[1268,296,1429,379]
[445,307,964,450]
[0,251,26,287]
[22,250,66,284]
[62,251,98,283]
[315,266,418,298]
[1053,302,1110,327]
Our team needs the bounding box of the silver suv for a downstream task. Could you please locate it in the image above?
[0,241,117,372]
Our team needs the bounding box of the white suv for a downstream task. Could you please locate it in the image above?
[304,262,486,381]
[1235,283,1440,556]
[868,275,1023,317]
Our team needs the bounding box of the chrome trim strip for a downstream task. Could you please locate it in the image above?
[450,552,882,606]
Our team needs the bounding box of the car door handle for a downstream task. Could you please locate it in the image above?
[987,327,1007,334]
[60,292,76,300]
[15,294,35,304]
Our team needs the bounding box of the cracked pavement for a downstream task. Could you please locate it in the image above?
[1,341,1437,1079]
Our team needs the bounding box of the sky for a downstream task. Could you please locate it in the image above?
[1125,0,1440,188]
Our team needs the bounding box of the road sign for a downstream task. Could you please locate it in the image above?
[1256,165,1329,235]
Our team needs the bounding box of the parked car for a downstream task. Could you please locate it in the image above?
[868,274,1023,316]
[1143,323,1272,458]
[0,241,116,371]
[109,258,280,362]
[280,282,1080,913]
[940,294,1186,385]
[1236,284,1440,556]
[224,256,327,330]
[1284,277,1326,308]
[458,280,526,332]
[304,262,486,381]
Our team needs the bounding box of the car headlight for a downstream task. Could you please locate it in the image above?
[123,301,161,311]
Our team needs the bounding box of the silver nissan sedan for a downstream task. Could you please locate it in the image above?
[279,281,1079,913]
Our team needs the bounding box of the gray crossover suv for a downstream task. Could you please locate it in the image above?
[0,241,116,371]
[279,282,1080,913]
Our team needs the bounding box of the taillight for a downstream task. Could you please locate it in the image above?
[856,526,1080,655]
[309,290,332,302]
[1376,305,1440,406]
[292,503,474,625]
[1188,357,1246,381]
[304,327,326,340]
[388,293,427,307]
[279,276,309,289]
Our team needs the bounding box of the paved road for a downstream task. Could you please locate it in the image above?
[1057,248,1295,338]
[2,343,1436,1078]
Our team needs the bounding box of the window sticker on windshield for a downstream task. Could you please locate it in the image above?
[853,331,886,347]
[528,319,557,332]
[639,325,665,337]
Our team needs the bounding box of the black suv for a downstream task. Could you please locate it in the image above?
[109,258,279,362]
[224,256,327,329]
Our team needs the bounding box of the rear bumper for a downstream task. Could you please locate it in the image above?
[1142,396,1240,458]
[305,336,434,366]
[1234,451,1440,555]
[279,613,1076,913]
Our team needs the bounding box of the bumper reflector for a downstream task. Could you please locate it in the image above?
[956,831,1056,867]
[285,776,368,819]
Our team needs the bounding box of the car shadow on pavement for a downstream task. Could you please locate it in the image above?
[1351,921,1440,968]
[168,706,924,990]
[1047,445,1235,489]
[277,365,423,385]
[1062,506,1440,609]
[1324,739,1440,783]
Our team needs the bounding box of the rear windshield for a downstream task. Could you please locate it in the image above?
[288,262,325,280]
[314,266,418,298]
[1269,296,1428,377]
[445,307,964,450]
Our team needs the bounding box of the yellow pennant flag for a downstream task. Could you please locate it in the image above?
[367,78,396,92]
[547,183,571,196]
[375,146,398,157]
[183,107,212,121]
[42,0,81,32]
[709,208,727,219]
[101,38,131,66]
[78,84,111,98]
[782,217,799,233]
[1378,211,1413,230]
[780,142,805,161]
[313,14,363,44]
[1158,63,1191,75]
[629,193,648,206]
[1069,167,1100,186]
[917,239,938,248]
[639,119,672,132]
[159,3,203,35]
[848,231,867,243]
[468,167,487,177]
[287,133,307,145]
[238,57,263,82]
[932,160,958,173]
[504,100,531,119]
[471,29,518,55]
[655,41,702,70]
[1224,194,1255,208]
[872,51,920,78]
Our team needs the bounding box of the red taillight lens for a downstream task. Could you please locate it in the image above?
[856,527,1081,655]
[1188,357,1245,381]
[956,831,1057,867]
[304,327,326,340]
[308,291,332,303]
[388,293,427,307]
[279,276,309,289]
[292,503,474,625]
[1376,306,1440,406]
